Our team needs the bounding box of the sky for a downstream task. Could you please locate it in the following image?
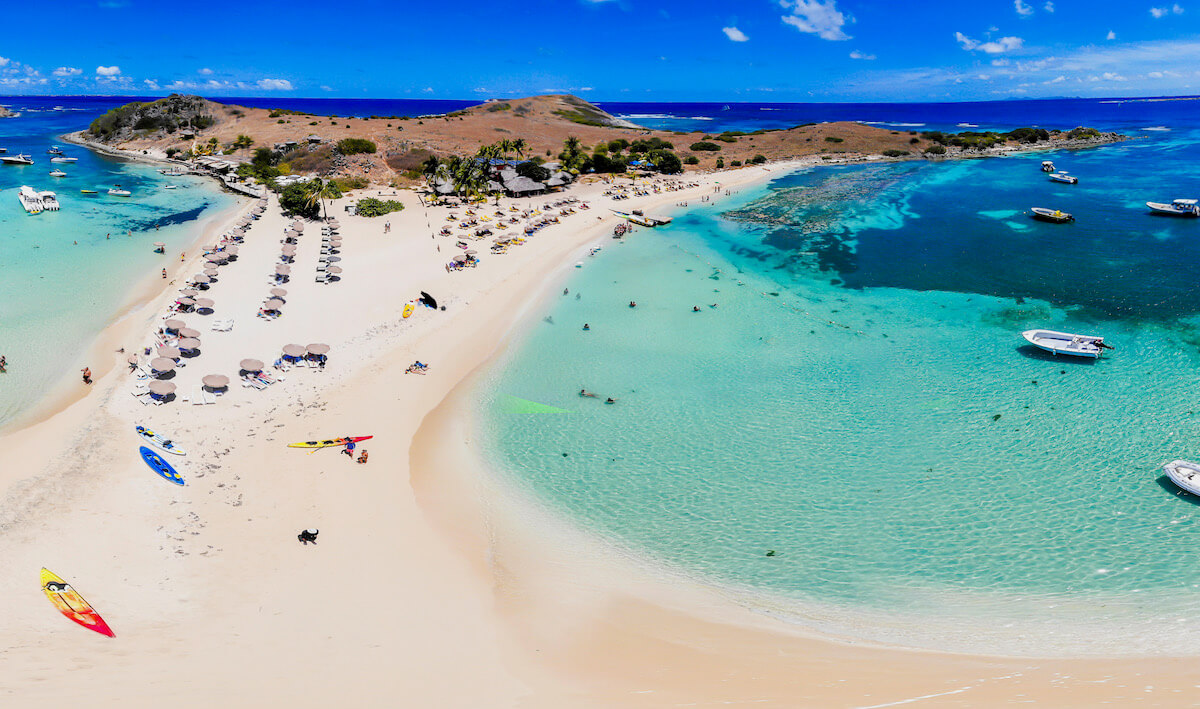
[1,0,1199,102]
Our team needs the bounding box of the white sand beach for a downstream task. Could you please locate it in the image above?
[3,162,1198,708]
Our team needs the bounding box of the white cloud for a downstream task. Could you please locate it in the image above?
[1148,70,1164,77]
[144,79,159,89]
[849,50,875,60]
[1107,30,1116,39]
[421,86,434,93]
[320,85,333,91]
[1015,0,1034,16]
[1044,75,1066,83]
[0,57,9,68]
[198,67,213,75]
[579,86,595,91]
[992,58,1011,66]
[256,78,293,91]
[780,0,851,41]
[95,65,121,76]
[957,32,1024,54]
[52,66,81,77]
[1151,4,1184,17]
[1102,71,1127,81]
[1044,1,1055,11]
[722,26,749,42]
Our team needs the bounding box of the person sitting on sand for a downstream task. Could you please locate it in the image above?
[343,438,356,458]
[580,389,598,398]
[81,367,92,384]
[357,450,369,464]
[298,529,319,545]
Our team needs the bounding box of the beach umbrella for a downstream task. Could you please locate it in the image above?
[281,245,297,255]
[195,297,215,309]
[275,265,291,275]
[452,254,467,263]
[239,358,264,372]
[263,298,284,311]
[323,255,341,263]
[153,241,165,248]
[179,288,198,298]
[465,249,478,255]
[202,374,229,390]
[208,253,229,263]
[282,344,306,358]
[148,380,176,396]
[157,346,181,359]
[292,222,304,232]
[177,337,201,350]
[150,357,176,372]
[327,218,340,225]
[223,245,239,255]
[305,343,330,356]
[178,327,201,338]
[270,288,288,298]
[191,274,211,284]
[326,265,343,274]
[176,297,196,307]
[203,267,219,277]
[164,319,186,331]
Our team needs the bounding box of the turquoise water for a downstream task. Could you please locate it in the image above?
[477,128,1200,654]
[0,99,239,428]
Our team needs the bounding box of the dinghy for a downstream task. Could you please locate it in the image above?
[1163,460,1200,496]
[1021,329,1108,358]
[1031,207,1074,223]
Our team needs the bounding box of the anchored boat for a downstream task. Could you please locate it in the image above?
[1164,460,1200,496]
[1048,171,1078,184]
[1031,207,1075,223]
[1022,329,1108,358]
[1146,198,1199,217]
[1,154,34,165]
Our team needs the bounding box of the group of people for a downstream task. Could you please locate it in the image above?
[580,389,617,405]
[405,361,429,375]
[341,438,369,464]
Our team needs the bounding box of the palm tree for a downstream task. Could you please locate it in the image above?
[561,136,583,171]
[512,138,527,161]
[304,178,341,221]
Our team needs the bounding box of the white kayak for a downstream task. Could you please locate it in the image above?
[1021,329,1107,358]
[135,425,186,455]
[1164,460,1200,496]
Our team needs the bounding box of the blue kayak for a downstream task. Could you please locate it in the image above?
[140,446,184,486]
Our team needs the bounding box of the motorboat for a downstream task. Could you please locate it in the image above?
[1146,198,1200,217]
[1031,207,1074,223]
[1021,329,1108,358]
[164,184,178,190]
[1,154,34,165]
[50,156,77,163]
[1163,460,1200,496]
[108,186,131,197]
[1048,171,1078,184]
[0,147,7,153]
[17,185,43,214]
[39,191,59,211]
[47,146,63,155]
[1041,160,1055,172]
[159,168,187,176]
[48,169,66,178]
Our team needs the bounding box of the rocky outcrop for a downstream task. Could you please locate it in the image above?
[86,94,218,144]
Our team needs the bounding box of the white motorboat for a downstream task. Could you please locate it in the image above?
[159,168,187,176]
[1048,171,1078,184]
[1146,198,1199,217]
[48,169,66,178]
[50,156,77,163]
[1031,207,1075,223]
[39,191,59,211]
[1041,160,1055,172]
[47,146,63,155]
[164,184,178,189]
[17,185,43,214]
[108,187,131,197]
[1163,460,1200,496]
[1,154,34,165]
[1021,329,1108,358]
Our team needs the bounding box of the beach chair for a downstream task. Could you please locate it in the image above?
[202,389,217,405]
[191,386,205,405]
[316,272,329,283]
[211,319,234,331]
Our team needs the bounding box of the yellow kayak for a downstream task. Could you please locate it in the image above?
[403,303,414,318]
[287,436,373,449]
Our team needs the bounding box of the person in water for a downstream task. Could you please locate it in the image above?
[629,301,637,308]
[605,398,616,404]
[298,529,319,545]
[0,355,6,372]
[693,306,700,312]
[580,389,598,398]
[582,323,590,331]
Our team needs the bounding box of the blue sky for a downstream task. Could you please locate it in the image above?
[2,0,1199,101]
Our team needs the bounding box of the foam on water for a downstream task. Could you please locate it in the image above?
[475,127,1200,655]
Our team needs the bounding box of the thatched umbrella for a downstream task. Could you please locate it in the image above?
[326,265,343,274]
[202,374,229,390]
[150,357,176,372]
[177,337,201,350]
[292,222,305,232]
[275,265,291,275]
[223,245,239,255]
[195,297,215,309]
[176,297,196,307]
[203,267,219,277]
[148,380,176,397]
[270,288,288,298]
[178,327,201,338]
[282,344,306,359]
[157,346,181,359]
[263,298,284,311]
[305,343,330,356]
[164,319,186,332]
[239,358,264,372]
[179,288,198,298]
[191,274,211,284]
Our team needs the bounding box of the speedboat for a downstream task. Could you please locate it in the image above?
[1,154,34,165]
[108,186,131,197]
[1041,160,1055,172]
[48,169,66,178]
[47,146,63,155]
[1031,207,1074,223]
[1021,329,1107,358]
[1146,198,1199,217]
[17,185,43,214]
[164,184,178,190]
[39,191,59,211]
[1164,460,1200,496]
[50,156,77,163]
[1048,171,1078,184]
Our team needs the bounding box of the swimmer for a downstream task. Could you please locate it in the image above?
[580,389,598,398]
[605,398,616,404]
[693,306,700,312]
[629,301,637,308]
[582,323,590,331]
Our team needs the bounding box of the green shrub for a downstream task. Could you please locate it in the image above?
[1067,126,1101,140]
[750,154,767,164]
[592,153,627,173]
[629,137,674,153]
[648,149,682,174]
[607,139,629,153]
[330,176,368,192]
[355,198,405,217]
[689,141,721,152]
[882,149,909,157]
[279,183,320,218]
[824,136,844,143]
[683,155,699,165]
[925,145,947,155]
[336,138,377,155]
[909,137,920,144]
[730,160,742,167]
[715,134,738,143]
[516,162,551,182]
[715,157,724,168]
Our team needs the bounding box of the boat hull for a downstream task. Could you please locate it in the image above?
[1021,329,1103,358]
[1164,460,1200,496]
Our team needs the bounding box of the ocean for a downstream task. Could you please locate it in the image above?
[472,101,1200,655]
[0,97,239,429]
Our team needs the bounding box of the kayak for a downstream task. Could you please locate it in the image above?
[402,303,414,318]
[140,446,184,485]
[80,189,98,194]
[287,436,373,449]
[40,568,115,637]
[135,425,186,455]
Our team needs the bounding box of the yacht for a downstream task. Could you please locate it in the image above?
[1031,207,1074,223]
[48,169,67,178]
[17,185,43,214]
[50,156,78,163]
[1,154,35,165]
[1022,329,1109,358]
[39,191,60,211]
[1146,198,1200,217]
[1048,171,1078,184]
[108,186,131,197]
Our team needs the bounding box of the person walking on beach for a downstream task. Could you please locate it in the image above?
[297,529,319,545]
[162,268,167,279]
[343,438,356,459]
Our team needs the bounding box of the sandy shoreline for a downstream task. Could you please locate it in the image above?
[3,151,1198,707]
